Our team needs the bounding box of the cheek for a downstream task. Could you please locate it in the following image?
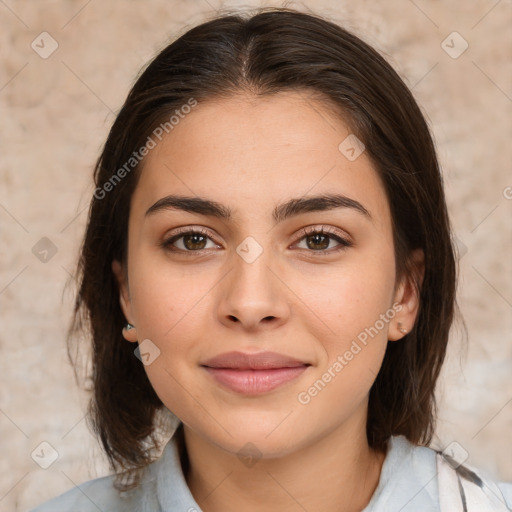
[296,250,397,349]
[126,256,218,402]
[294,262,395,424]
[126,262,212,420]
[128,253,215,340]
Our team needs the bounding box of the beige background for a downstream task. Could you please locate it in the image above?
[0,0,511,510]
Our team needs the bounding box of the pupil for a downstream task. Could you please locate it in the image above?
[185,234,206,250]
[307,234,329,250]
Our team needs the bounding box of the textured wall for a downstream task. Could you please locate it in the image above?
[0,0,511,510]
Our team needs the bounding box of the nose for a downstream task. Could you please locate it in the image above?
[216,246,291,333]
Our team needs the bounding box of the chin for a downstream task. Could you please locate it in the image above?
[205,415,306,459]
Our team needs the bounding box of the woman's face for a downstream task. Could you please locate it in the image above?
[114,91,419,457]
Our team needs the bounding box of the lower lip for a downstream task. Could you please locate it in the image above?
[203,366,309,395]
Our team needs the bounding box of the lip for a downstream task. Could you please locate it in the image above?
[201,351,311,395]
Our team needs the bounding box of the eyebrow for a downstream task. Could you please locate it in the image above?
[145,193,371,223]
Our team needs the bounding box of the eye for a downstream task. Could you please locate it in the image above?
[161,228,220,253]
[293,226,352,254]
[161,225,352,255]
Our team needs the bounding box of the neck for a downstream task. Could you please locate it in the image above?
[182,413,386,512]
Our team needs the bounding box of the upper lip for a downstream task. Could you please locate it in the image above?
[201,351,310,370]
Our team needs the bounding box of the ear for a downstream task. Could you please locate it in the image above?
[388,249,424,341]
[112,260,138,343]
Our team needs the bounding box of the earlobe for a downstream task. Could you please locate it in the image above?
[112,260,138,343]
[397,322,408,335]
[122,322,138,343]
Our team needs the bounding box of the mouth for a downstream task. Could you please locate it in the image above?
[201,351,311,395]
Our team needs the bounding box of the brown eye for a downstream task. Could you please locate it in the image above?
[294,226,352,254]
[305,232,331,251]
[181,233,208,250]
[162,229,219,253]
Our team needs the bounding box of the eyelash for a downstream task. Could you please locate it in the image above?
[160,225,352,256]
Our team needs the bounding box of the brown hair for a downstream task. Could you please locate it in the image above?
[70,6,457,490]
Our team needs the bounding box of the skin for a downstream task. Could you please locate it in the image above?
[113,90,422,512]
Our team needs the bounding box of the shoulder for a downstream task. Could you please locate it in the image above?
[364,436,512,512]
[436,448,512,511]
[29,430,201,512]
[364,435,512,512]
[28,470,159,512]
[364,435,440,511]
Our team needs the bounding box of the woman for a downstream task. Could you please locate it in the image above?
[31,7,512,511]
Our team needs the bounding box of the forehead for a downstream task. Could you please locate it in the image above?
[132,91,390,228]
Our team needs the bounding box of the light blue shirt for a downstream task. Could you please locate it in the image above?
[30,433,512,511]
